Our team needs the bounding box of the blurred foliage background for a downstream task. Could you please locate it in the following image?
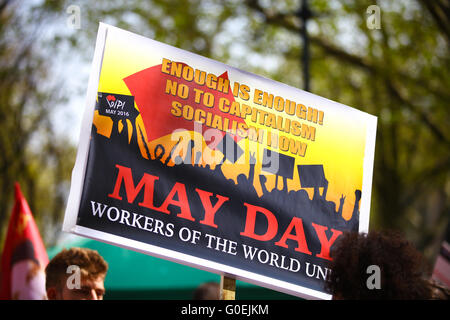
[0,0,448,269]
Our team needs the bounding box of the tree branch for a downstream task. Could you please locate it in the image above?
[385,79,450,146]
[244,0,449,145]
[418,0,450,44]
[400,155,450,208]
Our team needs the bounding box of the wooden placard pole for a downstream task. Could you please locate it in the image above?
[220,275,236,300]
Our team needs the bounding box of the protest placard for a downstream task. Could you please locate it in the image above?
[63,23,377,300]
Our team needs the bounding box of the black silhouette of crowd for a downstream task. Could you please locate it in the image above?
[92,107,361,233]
[136,128,361,232]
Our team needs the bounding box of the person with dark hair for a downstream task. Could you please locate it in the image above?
[45,247,108,300]
[193,282,220,300]
[326,231,432,299]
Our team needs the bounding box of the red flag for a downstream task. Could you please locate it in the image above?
[0,183,48,300]
[123,62,245,147]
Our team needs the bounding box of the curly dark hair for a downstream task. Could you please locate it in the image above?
[325,231,431,299]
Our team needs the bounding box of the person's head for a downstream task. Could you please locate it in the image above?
[45,247,108,300]
[326,231,431,300]
[193,282,220,300]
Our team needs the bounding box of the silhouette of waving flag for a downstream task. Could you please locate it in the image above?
[298,165,327,188]
[262,148,295,179]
